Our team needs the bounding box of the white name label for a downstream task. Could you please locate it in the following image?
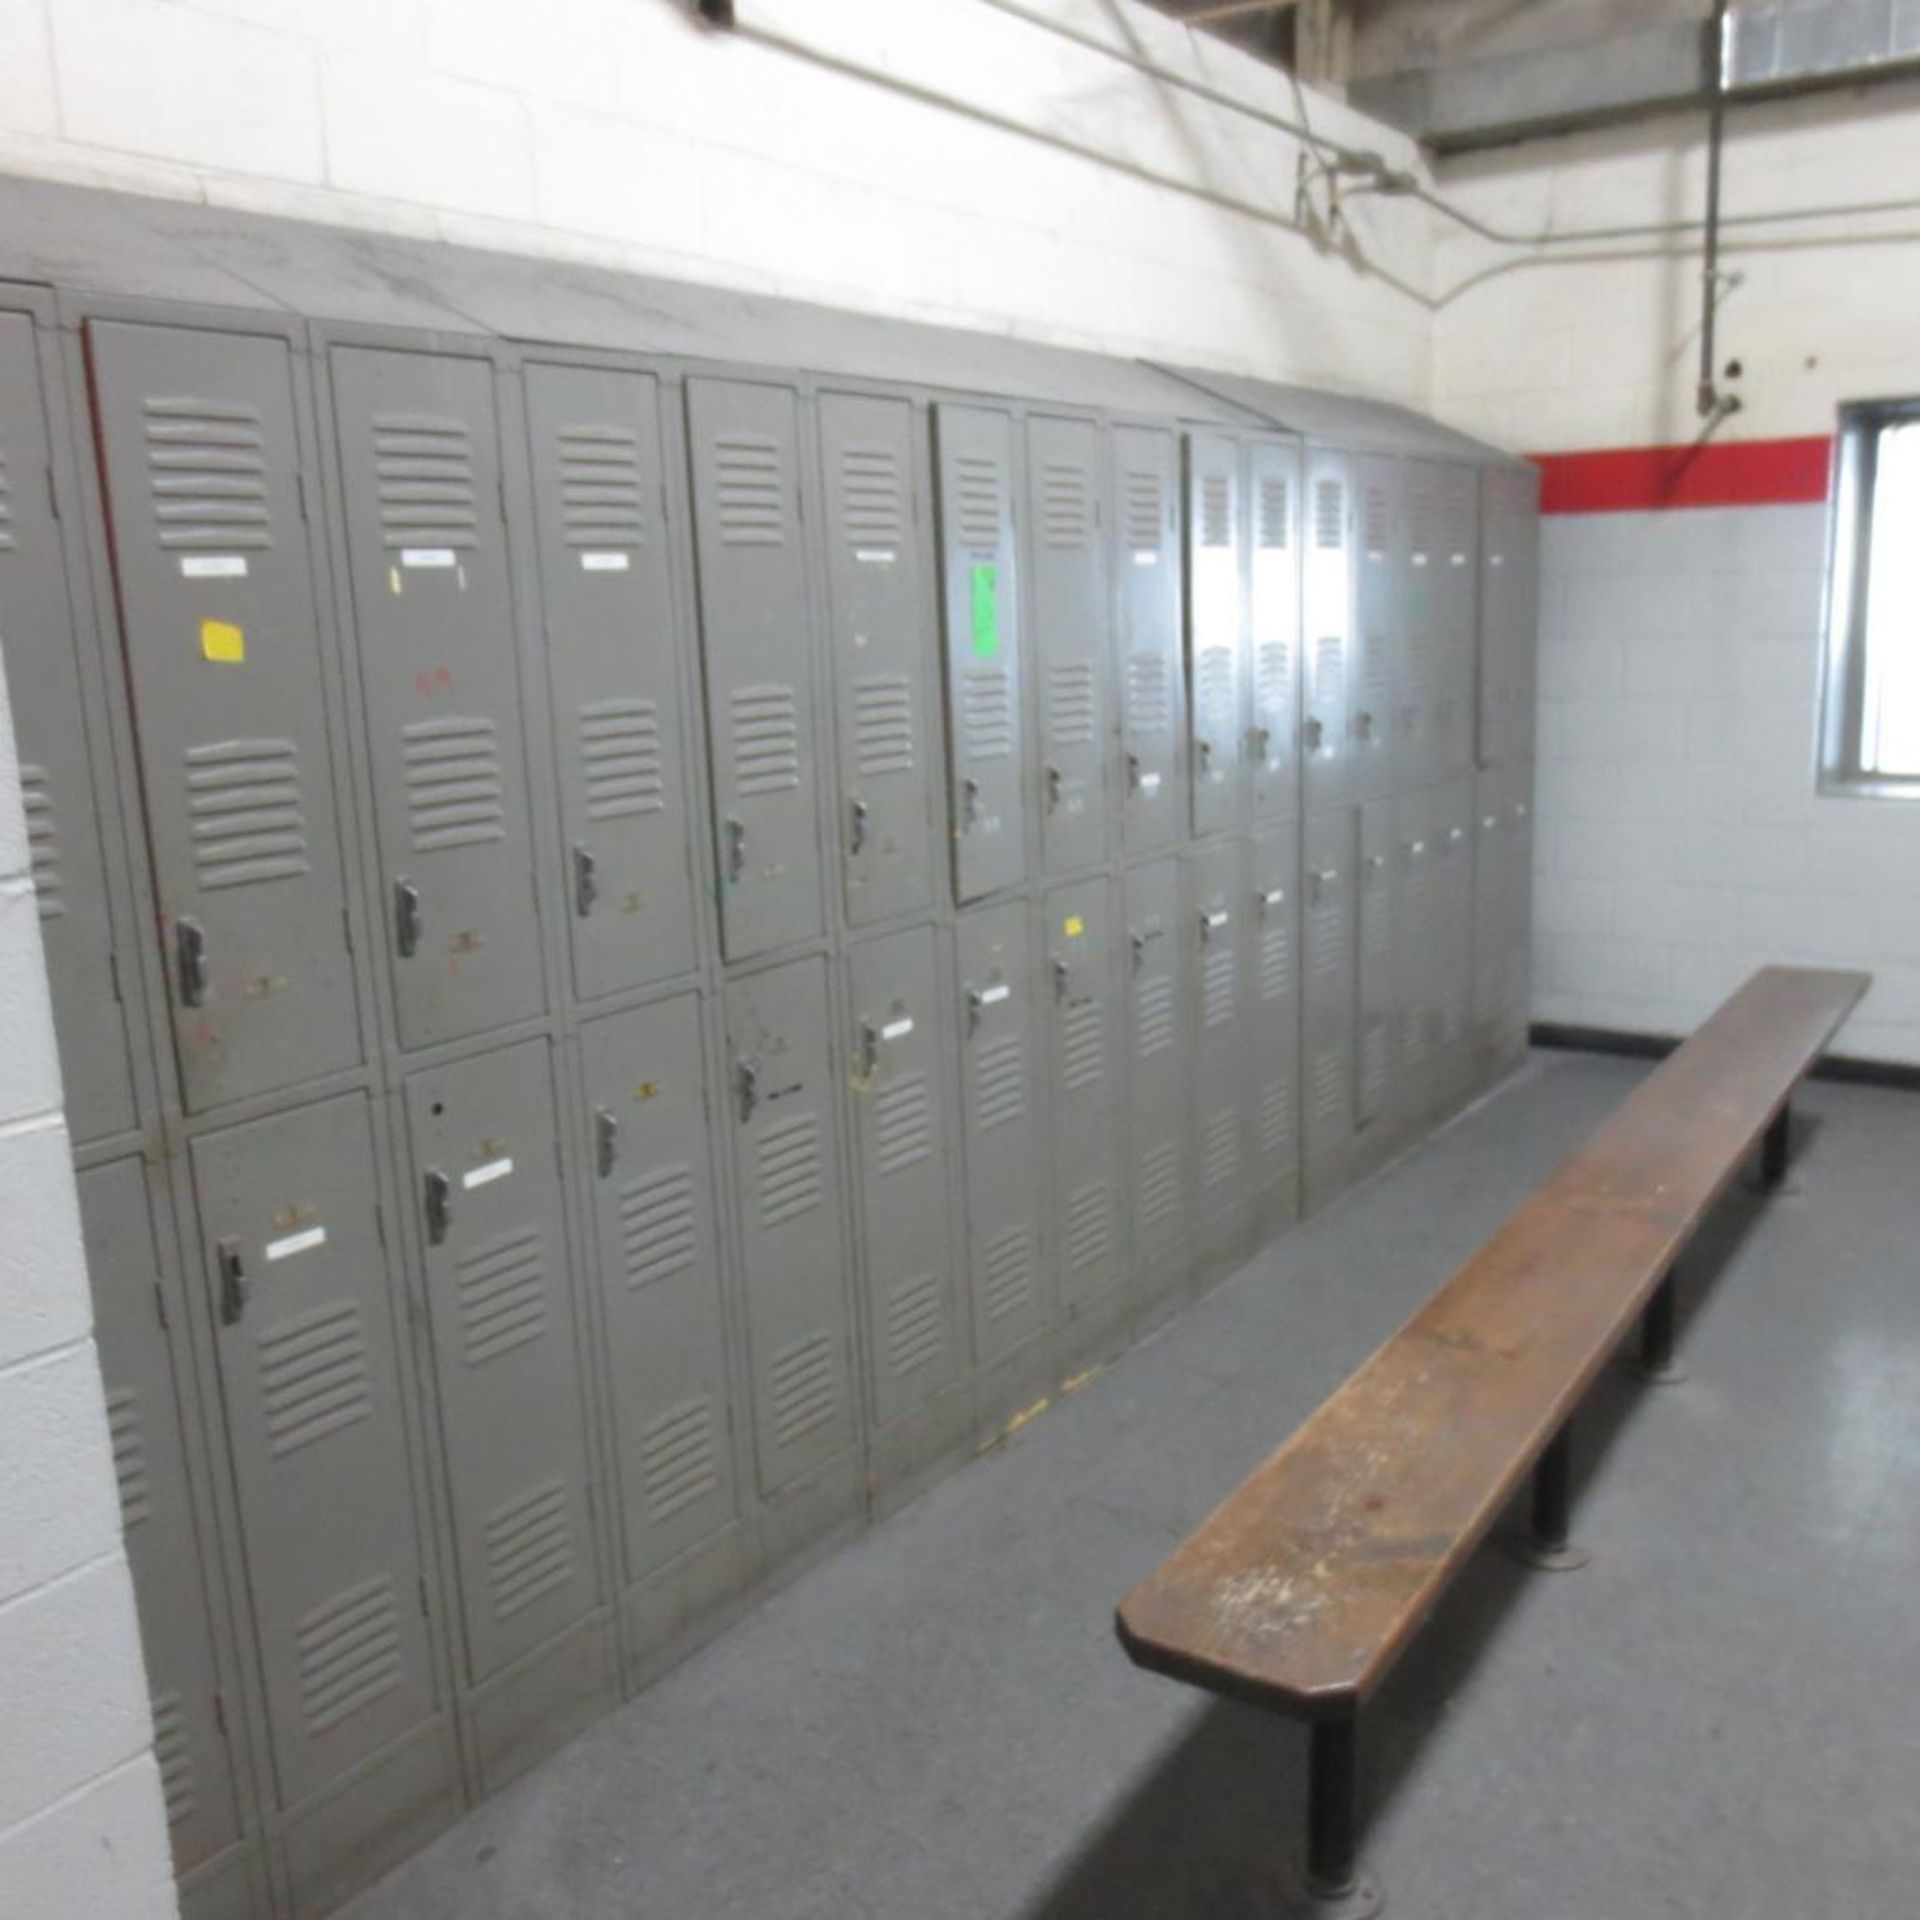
[462,1156,514,1190]
[978,982,1011,1007]
[1138,771,1163,795]
[1132,550,1159,566]
[854,547,897,566]
[580,550,631,572]
[401,548,458,570]
[180,555,248,579]
[1203,909,1230,929]
[265,1225,327,1263]
[879,1016,915,1041]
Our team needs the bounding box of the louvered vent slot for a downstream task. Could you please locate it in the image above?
[1315,638,1345,718]
[620,1163,696,1290]
[713,433,786,546]
[1061,998,1105,1092]
[485,1479,575,1621]
[580,698,664,820]
[886,1272,946,1378]
[1047,660,1097,748]
[769,1330,837,1449]
[456,1226,548,1367]
[973,1033,1025,1131]
[297,1573,402,1733]
[151,1692,195,1829]
[374,413,477,550]
[1363,643,1390,722]
[0,446,13,551]
[1312,903,1347,980]
[20,767,60,919]
[402,717,505,852]
[1124,467,1163,552]
[1136,975,1175,1057]
[1200,1108,1239,1189]
[640,1395,718,1523]
[853,675,914,778]
[1362,1022,1389,1104]
[1065,1183,1111,1273]
[1200,472,1231,548]
[1260,920,1292,1002]
[873,1072,932,1176]
[962,667,1013,760]
[143,396,273,549]
[756,1113,822,1226]
[841,441,902,547]
[1256,642,1291,724]
[1363,887,1392,962]
[185,737,310,889]
[1127,653,1172,735]
[1203,947,1237,1030]
[1314,478,1345,550]
[1441,980,1467,1046]
[558,423,644,547]
[259,1301,373,1456]
[1407,479,1436,558]
[1312,1051,1346,1124]
[1259,1076,1293,1157]
[106,1388,149,1529]
[1259,475,1290,550]
[981,1225,1034,1323]
[1197,647,1233,726]
[1138,1140,1181,1228]
[952,452,1002,553]
[1364,485,1390,556]
[1041,460,1093,548]
[731,683,801,796]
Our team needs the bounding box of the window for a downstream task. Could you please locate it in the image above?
[1822,402,1920,794]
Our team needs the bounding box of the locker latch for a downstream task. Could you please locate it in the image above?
[1195,737,1214,774]
[394,879,424,958]
[1257,887,1286,919]
[960,778,981,830]
[574,845,599,918]
[966,981,1010,1033]
[1045,764,1064,813]
[1248,724,1271,764]
[1126,753,1143,794]
[1303,716,1325,753]
[849,798,869,857]
[724,817,748,882]
[1308,867,1339,903]
[1355,709,1376,741]
[593,1107,620,1178]
[423,1169,452,1246]
[175,917,211,1008]
[734,1058,759,1124]
[1129,928,1161,973]
[1200,908,1230,945]
[1051,957,1071,1003]
[215,1237,248,1327]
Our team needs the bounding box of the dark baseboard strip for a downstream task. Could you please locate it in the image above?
[1529,1022,1920,1094]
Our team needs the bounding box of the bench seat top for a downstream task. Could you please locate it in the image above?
[1116,965,1869,1720]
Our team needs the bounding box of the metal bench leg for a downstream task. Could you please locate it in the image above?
[1630,1268,1688,1385]
[1759,1102,1791,1191]
[1507,1422,1590,1572]
[1299,1716,1384,1916]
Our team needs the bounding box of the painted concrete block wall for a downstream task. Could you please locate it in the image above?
[0,646,178,1919]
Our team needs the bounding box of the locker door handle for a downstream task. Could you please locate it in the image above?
[1199,908,1230,944]
[1248,724,1271,763]
[574,845,599,918]
[960,778,981,830]
[724,817,748,883]
[215,1237,248,1328]
[594,1106,620,1178]
[1309,867,1340,901]
[734,1059,759,1124]
[1045,764,1064,812]
[1257,887,1286,918]
[423,1169,452,1246]
[1126,752,1142,794]
[1129,927,1162,972]
[1051,958,1071,1003]
[849,797,869,856]
[1303,716,1325,753]
[394,879,424,958]
[1195,737,1214,773]
[1355,709,1375,741]
[175,916,211,1008]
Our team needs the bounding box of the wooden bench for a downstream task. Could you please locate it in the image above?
[1115,965,1869,1915]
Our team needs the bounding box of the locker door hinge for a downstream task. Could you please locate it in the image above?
[45,463,60,520]
[340,905,353,954]
[295,469,310,521]
[213,1689,229,1737]
[418,1577,431,1619]
[107,949,124,1005]
[152,1281,169,1333]
[498,474,510,526]
[373,1201,387,1250]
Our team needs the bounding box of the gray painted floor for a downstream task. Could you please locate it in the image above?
[342,1053,1920,1920]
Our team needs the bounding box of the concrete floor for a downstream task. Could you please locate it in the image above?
[342,1052,1920,1920]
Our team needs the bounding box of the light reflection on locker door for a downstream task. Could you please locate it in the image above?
[1351,454,1399,805]
[1186,432,1245,839]
[1247,437,1302,823]
[1111,425,1183,857]
[1302,449,1353,817]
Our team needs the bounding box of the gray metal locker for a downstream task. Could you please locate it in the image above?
[1436,466,1480,779]
[934,404,1025,902]
[1470,767,1509,1069]
[1247,438,1302,823]
[1504,774,1536,1057]
[1351,456,1399,804]
[846,928,961,1423]
[189,1094,439,1807]
[1122,858,1190,1289]
[88,320,361,1109]
[1302,808,1357,1182]
[577,993,736,1587]
[329,344,545,1048]
[1356,799,1397,1131]
[404,1041,598,1682]
[1302,448,1353,816]
[1394,785,1438,1109]
[1189,837,1249,1261]
[953,901,1047,1363]
[1111,425,1183,857]
[722,956,856,1489]
[1434,778,1476,1084]
[1244,829,1301,1239]
[1479,466,1539,770]
[1044,878,1122,1315]
[0,313,137,1141]
[1185,431,1245,838]
[524,361,697,1001]
[817,391,936,928]
[1027,415,1111,876]
[77,1157,242,1872]
[1399,461,1443,793]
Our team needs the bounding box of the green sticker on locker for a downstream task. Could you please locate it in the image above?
[970,563,999,659]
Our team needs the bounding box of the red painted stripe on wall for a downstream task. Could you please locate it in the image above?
[1529,437,1833,513]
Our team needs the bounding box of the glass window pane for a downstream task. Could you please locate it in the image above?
[1862,419,1920,777]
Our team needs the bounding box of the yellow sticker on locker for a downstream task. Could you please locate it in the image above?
[1062,914,1085,938]
[199,619,246,664]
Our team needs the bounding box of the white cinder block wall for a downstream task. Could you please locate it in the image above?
[0,647,178,1917]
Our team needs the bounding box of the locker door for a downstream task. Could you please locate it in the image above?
[1185,432,1245,838]
[1400,461,1443,792]
[1434,779,1476,1090]
[1504,775,1535,1055]
[1190,838,1248,1260]
[0,314,137,1141]
[1356,799,1397,1130]
[1123,858,1190,1286]
[1351,456,1400,804]
[1028,415,1110,876]
[723,957,855,1490]
[405,1042,597,1682]
[934,404,1025,902]
[818,391,936,928]
[78,1159,241,1871]
[525,361,697,1001]
[190,1095,438,1806]
[1470,767,1509,1065]
[1437,465,1480,779]
[1246,830,1300,1237]
[88,320,361,1109]
[1111,425,1183,856]
[330,345,544,1048]
[954,902,1047,1363]
[1302,448,1354,816]
[1480,466,1540,770]
[1044,878,1121,1314]
[1302,808,1357,1180]
[1247,438,1302,822]
[847,929,960,1423]
[1395,786,1437,1110]
[578,994,735,1587]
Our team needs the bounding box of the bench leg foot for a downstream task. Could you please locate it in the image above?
[1628,1269,1688,1386]
[1505,1424,1591,1572]
[1294,1717,1384,1916]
